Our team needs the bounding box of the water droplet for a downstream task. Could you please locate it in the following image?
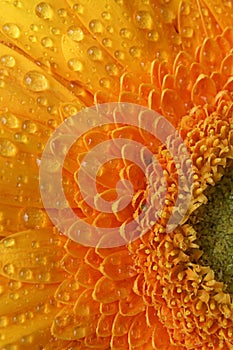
[62,104,79,117]
[41,36,54,48]
[22,207,47,228]
[14,132,28,144]
[37,272,51,282]
[23,71,48,92]
[3,263,15,275]
[106,25,114,33]
[181,3,191,15]
[19,268,33,281]
[22,120,38,133]
[0,55,16,68]
[101,11,111,20]
[102,38,112,47]
[1,112,19,128]
[105,64,119,76]
[214,5,222,14]
[135,11,153,29]
[3,237,15,248]
[37,96,48,106]
[57,8,67,17]
[14,0,23,7]
[2,23,21,38]
[129,46,142,58]
[30,24,39,32]
[35,2,54,20]
[89,20,104,34]
[67,26,84,42]
[99,78,111,88]
[120,28,132,39]
[8,280,22,290]
[0,316,8,328]
[73,3,84,14]
[87,46,103,61]
[114,50,125,60]
[20,335,33,344]
[31,240,40,248]
[67,58,83,72]
[9,293,20,300]
[51,27,60,35]
[0,139,17,157]
[147,30,159,42]
[182,26,194,38]
[29,35,37,43]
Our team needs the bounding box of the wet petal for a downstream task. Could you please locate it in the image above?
[0,229,67,283]
[0,275,60,349]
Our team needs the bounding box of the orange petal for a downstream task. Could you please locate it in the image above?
[52,305,97,340]
[55,277,85,305]
[128,312,152,348]
[93,276,134,303]
[75,263,102,288]
[191,74,217,106]
[112,312,133,336]
[100,250,137,280]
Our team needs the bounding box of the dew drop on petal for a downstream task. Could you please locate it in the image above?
[35,2,54,20]
[73,3,84,14]
[114,50,125,60]
[57,8,67,18]
[0,139,18,157]
[67,26,84,42]
[0,55,16,68]
[89,19,104,34]
[182,27,194,38]
[14,132,28,144]
[30,24,39,32]
[129,46,142,58]
[1,112,19,128]
[41,36,54,48]
[22,207,47,228]
[102,38,112,48]
[147,30,159,42]
[51,27,60,35]
[3,263,15,275]
[67,58,83,72]
[87,47,103,61]
[3,237,15,248]
[19,268,33,281]
[105,64,119,76]
[135,11,153,29]
[120,28,132,39]
[2,23,21,38]
[101,11,111,20]
[29,35,37,43]
[23,71,48,92]
[180,3,191,15]
[0,316,8,328]
[99,78,111,88]
[22,120,38,133]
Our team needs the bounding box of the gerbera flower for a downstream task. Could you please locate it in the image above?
[0,0,233,349]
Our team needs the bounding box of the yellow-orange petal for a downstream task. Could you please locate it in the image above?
[0,275,60,349]
[0,228,67,283]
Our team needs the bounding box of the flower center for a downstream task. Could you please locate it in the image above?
[189,167,233,293]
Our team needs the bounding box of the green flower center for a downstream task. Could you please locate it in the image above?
[189,167,233,293]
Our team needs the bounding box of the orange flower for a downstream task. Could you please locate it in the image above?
[0,1,233,349]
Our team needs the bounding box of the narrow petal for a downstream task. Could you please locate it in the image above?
[0,228,67,283]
